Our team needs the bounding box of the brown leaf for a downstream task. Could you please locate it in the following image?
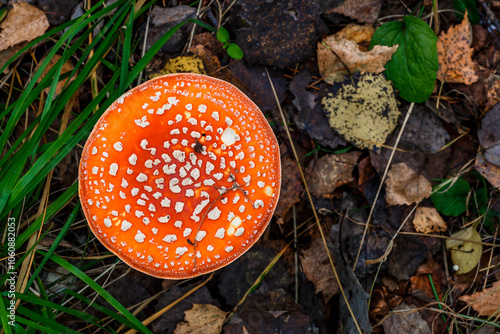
[437,12,478,85]
[318,31,398,84]
[478,103,500,167]
[485,74,500,112]
[334,24,375,50]
[326,0,384,24]
[412,207,447,234]
[382,303,431,334]
[174,304,226,334]
[300,238,339,303]
[274,155,303,224]
[475,152,500,188]
[459,281,500,316]
[307,151,361,197]
[385,163,432,206]
[0,3,50,51]
[410,260,446,300]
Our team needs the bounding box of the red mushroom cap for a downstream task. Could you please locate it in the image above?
[79,73,281,279]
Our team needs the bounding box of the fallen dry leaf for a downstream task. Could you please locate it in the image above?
[274,155,303,224]
[0,3,50,51]
[322,72,400,149]
[318,31,397,84]
[437,12,478,85]
[385,163,432,206]
[36,55,75,96]
[411,260,446,300]
[307,151,361,197]
[485,74,500,112]
[459,281,500,316]
[300,238,338,303]
[326,0,384,24]
[174,304,226,334]
[413,207,447,234]
[475,152,500,188]
[382,303,431,334]
[478,103,500,168]
[334,24,375,50]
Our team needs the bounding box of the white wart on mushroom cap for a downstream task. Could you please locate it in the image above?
[79,73,281,279]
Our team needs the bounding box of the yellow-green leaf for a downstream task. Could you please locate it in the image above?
[446,226,482,275]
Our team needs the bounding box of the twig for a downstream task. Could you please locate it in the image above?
[265,67,363,334]
[353,102,415,270]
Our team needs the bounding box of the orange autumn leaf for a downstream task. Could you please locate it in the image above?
[459,281,500,316]
[436,12,478,85]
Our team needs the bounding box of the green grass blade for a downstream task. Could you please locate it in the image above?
[43,252,153,334]
[120,2,135,93]
[0,295,14,334]
[24,203,80,290]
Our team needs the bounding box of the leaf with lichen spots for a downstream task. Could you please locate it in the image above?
[413,207,447,234]
[446,226,482,275]
[174,304,226,334]
[152,56,207,78]
[459,281,500,316]
[437,12,478,85]
[318,26,398,84]
[322,72,400,150]
[0,3,50,51]
[385,163,432,206]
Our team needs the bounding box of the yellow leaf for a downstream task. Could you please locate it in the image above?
[322,72,400,149]
[446,226,482,275]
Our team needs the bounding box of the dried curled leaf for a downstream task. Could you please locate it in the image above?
[0,3,50,51]
[437,12,478,85]
[318,29,397,84]
[446,226,482,275]
[386,163,432,206]
[459,281,500,316]
[322,72,400,149]
[174,304,226,334]
[413,207,447,234]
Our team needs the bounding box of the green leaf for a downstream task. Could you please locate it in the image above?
[227,43,244,60]
[453,0,481,24]
[216,26,230,43]
[431,178,470,216]
[370,15,438,103]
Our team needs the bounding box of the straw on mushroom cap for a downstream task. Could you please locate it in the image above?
[79,73,281,279]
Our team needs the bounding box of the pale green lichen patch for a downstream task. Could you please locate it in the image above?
[322,72,400,149]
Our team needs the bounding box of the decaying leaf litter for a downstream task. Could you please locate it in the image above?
[1,1,500,333]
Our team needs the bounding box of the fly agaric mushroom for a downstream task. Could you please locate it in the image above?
[79,73,281,279]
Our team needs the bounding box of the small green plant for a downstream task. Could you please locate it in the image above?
[370,15,439,103]
[431,177,470,216]
[216,26,244,60]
